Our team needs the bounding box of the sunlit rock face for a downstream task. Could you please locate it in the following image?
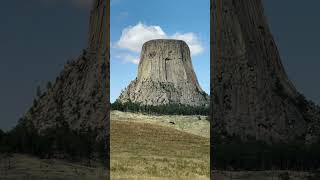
[117,39,209,107]
[211,0,320,143]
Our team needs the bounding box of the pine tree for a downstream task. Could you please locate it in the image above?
[46,81,52,90]
[36,86,41,97]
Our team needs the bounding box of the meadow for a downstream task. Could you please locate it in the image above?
[110,110,210,179]
[0,154,107,180]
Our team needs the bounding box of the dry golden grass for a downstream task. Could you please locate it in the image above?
[110,111,314,180]
[110,113,210,179]
[111,110,210,138]
[0,154,107,180]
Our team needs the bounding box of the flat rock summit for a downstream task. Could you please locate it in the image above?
[117,39,209,107]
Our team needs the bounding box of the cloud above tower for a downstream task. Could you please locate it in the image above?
[115,22,204,64]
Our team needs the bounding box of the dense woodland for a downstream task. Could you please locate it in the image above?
[0,119,107,167]
[111,100,209,116]
[212,134,320,171]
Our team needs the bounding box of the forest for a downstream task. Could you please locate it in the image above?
[111,100,209,116]
[0,118,107,167]
[212,134,320,171]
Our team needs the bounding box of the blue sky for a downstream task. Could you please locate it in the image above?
[110,0,210,102]
[0,0,90,130]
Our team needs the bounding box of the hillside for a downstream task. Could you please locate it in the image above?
[0,154,108,180]
[110,111,210,179]
[111,110,209,138]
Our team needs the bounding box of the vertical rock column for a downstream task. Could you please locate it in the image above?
[211,0,310,143]
[88,0,109,170]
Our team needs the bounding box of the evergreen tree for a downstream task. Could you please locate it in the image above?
[111,101,209,116]
[36,86,41,97]
[46,81,52,90]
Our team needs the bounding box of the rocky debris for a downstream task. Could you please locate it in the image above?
[117,39,209,107]
[211,0,320,144]
[22,0,108,138]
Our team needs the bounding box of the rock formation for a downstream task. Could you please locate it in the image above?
[117,39,209,107]
[211,0,320,144]
[22,0,109,138]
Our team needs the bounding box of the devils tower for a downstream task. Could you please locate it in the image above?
[22,0,108,135]
[117,39,209,107]
[211,0,320,144]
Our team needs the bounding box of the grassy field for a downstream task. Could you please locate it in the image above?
[0,154,108,180]
[110,111,318,180]
[111,111,210,138]
[2,111,314,179]
[110,111,210,179]
[0,111,210,179]
[212,170,313,180]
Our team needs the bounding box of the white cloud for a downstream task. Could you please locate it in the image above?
[116,22,166,52]
[171,32,204,56]
[116,53,140,64]
[115,22,204,58]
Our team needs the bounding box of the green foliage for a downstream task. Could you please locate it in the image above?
[295,93,309,112]
[274,77,289,100]
[274,77,317,123]
[0,119,107,166]
[82,49,87,56]
[274,77,316,114]
[111,100,209,116]
[212,134,320,171]
[0,128,3,139]
[36,86,41,97]
[33,99,38,107]
[46,81,52,90]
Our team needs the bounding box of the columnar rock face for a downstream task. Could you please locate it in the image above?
[23,0,108,137]
[118,39,209,107]
[88,0,107,54]
[212,0,320,143]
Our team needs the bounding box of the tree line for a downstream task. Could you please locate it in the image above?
[0,119,107,167]
[212,134,320,171]
[111,100,209,116]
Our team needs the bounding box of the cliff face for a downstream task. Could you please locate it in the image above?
[88,0,107,54]
[23,0,108,137]
[212,0,320,143]
[117,39,209,107]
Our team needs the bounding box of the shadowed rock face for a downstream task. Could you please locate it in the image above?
[23,0,108,136]
[212,0,320,143]
[118,39,209,107]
